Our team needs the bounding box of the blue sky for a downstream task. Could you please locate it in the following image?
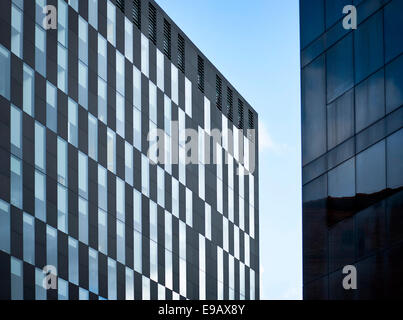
[155,0,302,300]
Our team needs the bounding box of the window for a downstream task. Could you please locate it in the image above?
[177,34,185,73]
[98,78,107,124]
[78,197,88,244]
[163,19,171,59]
[134,230,142,273]
[245,235,250,266]
[179,221,187,297]
[11,258,23,300]
[23,213,35,265]
[57,184,68,233]
[165,248,173,290]
[125,18,133,62]
[172,178,179,218]
[35,268,47,300]
[78,17,88,64]
[98,165,107,211]
[229,255,234,299]
[46,225,58,269]
[133,107,141,151]
[142,276,150,300]
[98,35,107,81]
[88,0,98,30]
[79,289,89,300]
[171,64,178,105]
[0,45,10,100]
[223,217,228,252]
[11,4,23,58]
[387,128,403,189]
[116,51,125,96]
[217,247,223,300]
[107,129,116,173]
[0,200,10,254]
[198,55,205,94]
[116,177,125,222]
[125,142,133,185]
[157,49,164,91]
[68,0,78,11]
[150,201,158,242]
[234,225,240,259]
[157,167,165,207]
[141,34,149,77]
[148,3,157,45]
[204,97,211,133]
[98,209,108,255]
[199,235,206,300]
[68,237,78,285]
[216,76,222,110]
[300,0,324,49]
[326,34,354,103]
[385,54,403,114]
[78,152,88,198]
[240,262,245,299]
[89,248,98,294]
[88,114,98,161]
[205,203,211,240]
[78,61,88,109]
[35,24,46,77]
[46,82,57,133]
[126,268,134,300]
[57,44,68,93]
[107,0,116,45]
[10,105,22,157]
[10,156,22,209]
[384,0,403,63]
[35,122,46,172]
[150,240,158,282]
[132,0,141,29]
[149,81,157,124]
[141,155,149,196]
[68,98,78,147]
[186,188,193,227]
[23,64,35,116]
[58,0,68,46]
[35,171,46,222]
[133,66,141,110]
[57,137,68,186]
[133,189,142,231]
[117,220,125,264]
[108,258,117,300]
[116,93,125,138]
[185,77,192,117]
[250,269,255,300]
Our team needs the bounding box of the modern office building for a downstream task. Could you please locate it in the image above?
[301,0,403,299]
[0,0,259,300]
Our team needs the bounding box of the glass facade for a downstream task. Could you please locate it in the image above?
[301,0,403,299]
[0,0,259,300]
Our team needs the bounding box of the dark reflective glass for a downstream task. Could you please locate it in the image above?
[356,140,386,195]
[385,54,403,114]
[327,89,354,150]
[325,0,351,29]
[302,55,327,165]
[328,158,355,198]
[387,128,403,189]
[327,34,354,103]
[329,218,355,272]
[384,0,403,63]
[354,11,383,83]
[355,69,385,133]
[300,0,325,49]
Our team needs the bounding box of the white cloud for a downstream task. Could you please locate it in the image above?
[258,120,290,155]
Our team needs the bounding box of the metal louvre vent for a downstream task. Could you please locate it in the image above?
[132,0,141,29]
[116,0,125,13]
[216,76,222,111]
[178,34,185,73]
[238,99,244,129]
[248,109,254,140]
[163,19,171,59]
[148,3,157,45]
[197,56,204,93]
[227,88,233,122]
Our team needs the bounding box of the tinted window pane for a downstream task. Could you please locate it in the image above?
[327,34,354,103]
[356,140,386,195]
[301,55,327,165]
[384,0,403,62]
[325,0,350,29]
[387,128,403,189]
[300,0,325,49]
[354,11,383,83]
[385,54,403,114]
[328,158,355,198]
[355,69,385,133]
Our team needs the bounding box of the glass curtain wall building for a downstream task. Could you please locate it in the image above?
[300,0,403,299]
[0,0,259,300]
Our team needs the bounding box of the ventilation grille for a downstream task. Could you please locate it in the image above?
[163,19,171,59]
[177,34,185,73]
[248,110,254,140]
[148,3,157,45]
[197,56,204,93]
[216,76,222,111]
[116,0,125,13]
[238,99,244,129]
[227,88,233,122]
[132,0,141,29]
